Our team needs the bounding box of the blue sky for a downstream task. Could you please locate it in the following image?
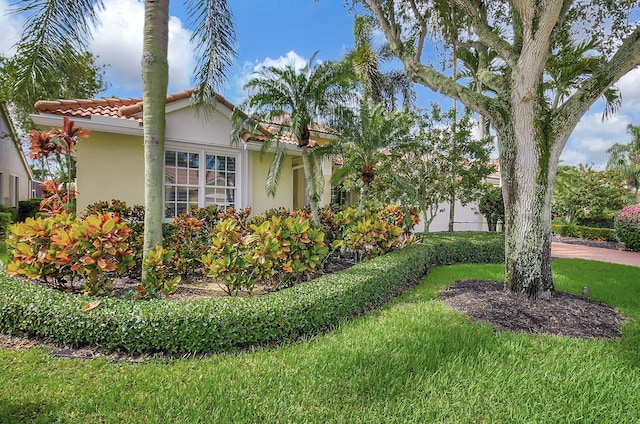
[2,0,640,168]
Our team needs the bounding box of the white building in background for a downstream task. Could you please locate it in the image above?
[0,104,34,208]
[415,158,502,233]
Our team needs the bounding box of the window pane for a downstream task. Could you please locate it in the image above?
[189,153,199,168]
[165,205,175,219]
[227,157,236,171]
[165,186,176,201]
[176,203,188,216]
[177,187,188,201]
[165,168,175,183]
[165,150,176,166]
[206,154,219,170]
[188,169,199,185]
[227,173,235,187]
[206,170,217,186]
[176,169,188,184]
[177,152,188,168]
[188,188,199,202]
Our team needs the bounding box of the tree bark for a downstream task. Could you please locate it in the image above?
[300,146,321,226]
[141,0,169,280]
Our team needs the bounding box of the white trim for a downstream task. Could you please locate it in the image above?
[31,113,142,135]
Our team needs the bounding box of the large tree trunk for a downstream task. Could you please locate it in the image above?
[498,110,558,299]
[141,0,169,280]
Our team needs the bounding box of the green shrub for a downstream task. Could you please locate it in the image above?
[0,212,13,240]
[6,213,134,295]
[17,198,43,222]
[551,224,615,241]
[614,205,640,251]
[0,232,504,354]
[0,204,17,222]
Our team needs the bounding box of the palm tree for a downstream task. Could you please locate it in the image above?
[343,15,414,110]
[546,37,621,120]
[10,0,236,279]
[232,54,351,226]
[320,99,413,217]
[607,124,640,202]
[456,45,498,140]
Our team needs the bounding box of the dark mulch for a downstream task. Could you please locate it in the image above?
[441,280,625,339]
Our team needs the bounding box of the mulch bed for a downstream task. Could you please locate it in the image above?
[441,280,624,339]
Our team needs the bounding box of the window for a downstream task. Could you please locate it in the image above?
[164,149,237,219]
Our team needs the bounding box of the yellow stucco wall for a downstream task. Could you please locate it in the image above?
[250,150,293,214]
[76,132,144,212]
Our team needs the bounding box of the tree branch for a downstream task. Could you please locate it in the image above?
[451,0,517,67]
[557,23,640,133]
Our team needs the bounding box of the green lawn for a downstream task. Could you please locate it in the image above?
[1,259,640,423]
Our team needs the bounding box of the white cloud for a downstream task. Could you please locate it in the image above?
[229,50,309,103]
[562,109,631,169]
[0,0,24,57]
[90,0,195,96]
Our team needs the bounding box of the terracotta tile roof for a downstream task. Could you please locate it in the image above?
[33,89,330,147]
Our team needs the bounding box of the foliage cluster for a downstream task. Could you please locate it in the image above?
[0,232,504,354]
[0,213,12,240]
[477,184,504,231]
[0,204,17,222]
[551,224,615,241]
[27,117,91,215]
[17,199,43,222]
[5,213,134,295]
[614,204,640,251]
[133,245,180,300]
[201,215,329,295]
[552,165,627,227]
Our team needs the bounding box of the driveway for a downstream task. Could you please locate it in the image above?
[551,242,640,267]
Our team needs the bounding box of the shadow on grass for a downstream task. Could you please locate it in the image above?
[0,397,55,424]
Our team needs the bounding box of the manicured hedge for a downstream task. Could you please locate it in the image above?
[551,223,615,242]
[0,232,504,354]
[0,212,12,239]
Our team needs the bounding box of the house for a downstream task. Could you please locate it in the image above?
[0,103,34,208]
[31,89,335,219]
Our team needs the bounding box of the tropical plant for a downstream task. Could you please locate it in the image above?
[342,15,414,110]
[6,213,134,295]
[27,117,91,214]
[477,184,504,232]
[552,164,627,226]
[319,100,414,217]
[232,54,352,226]
[614,204,640,251]
[355,0,640,297]
[9,0,236,282]
[607,124,640,202]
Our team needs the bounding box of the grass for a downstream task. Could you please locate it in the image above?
[1,259,640,423]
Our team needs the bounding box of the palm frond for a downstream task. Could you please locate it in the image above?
[187,0,237,109]
[265,146,286,198]
[11,0,103,100]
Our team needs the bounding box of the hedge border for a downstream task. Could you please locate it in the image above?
[0,232,504,354]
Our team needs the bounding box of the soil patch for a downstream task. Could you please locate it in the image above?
[441,280,624,339]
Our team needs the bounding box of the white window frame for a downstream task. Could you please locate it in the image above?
[163,144,243,220]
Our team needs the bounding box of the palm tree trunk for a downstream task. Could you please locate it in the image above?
[141,0,169,281]
[356,183,369,217]
[300,146,321,226]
